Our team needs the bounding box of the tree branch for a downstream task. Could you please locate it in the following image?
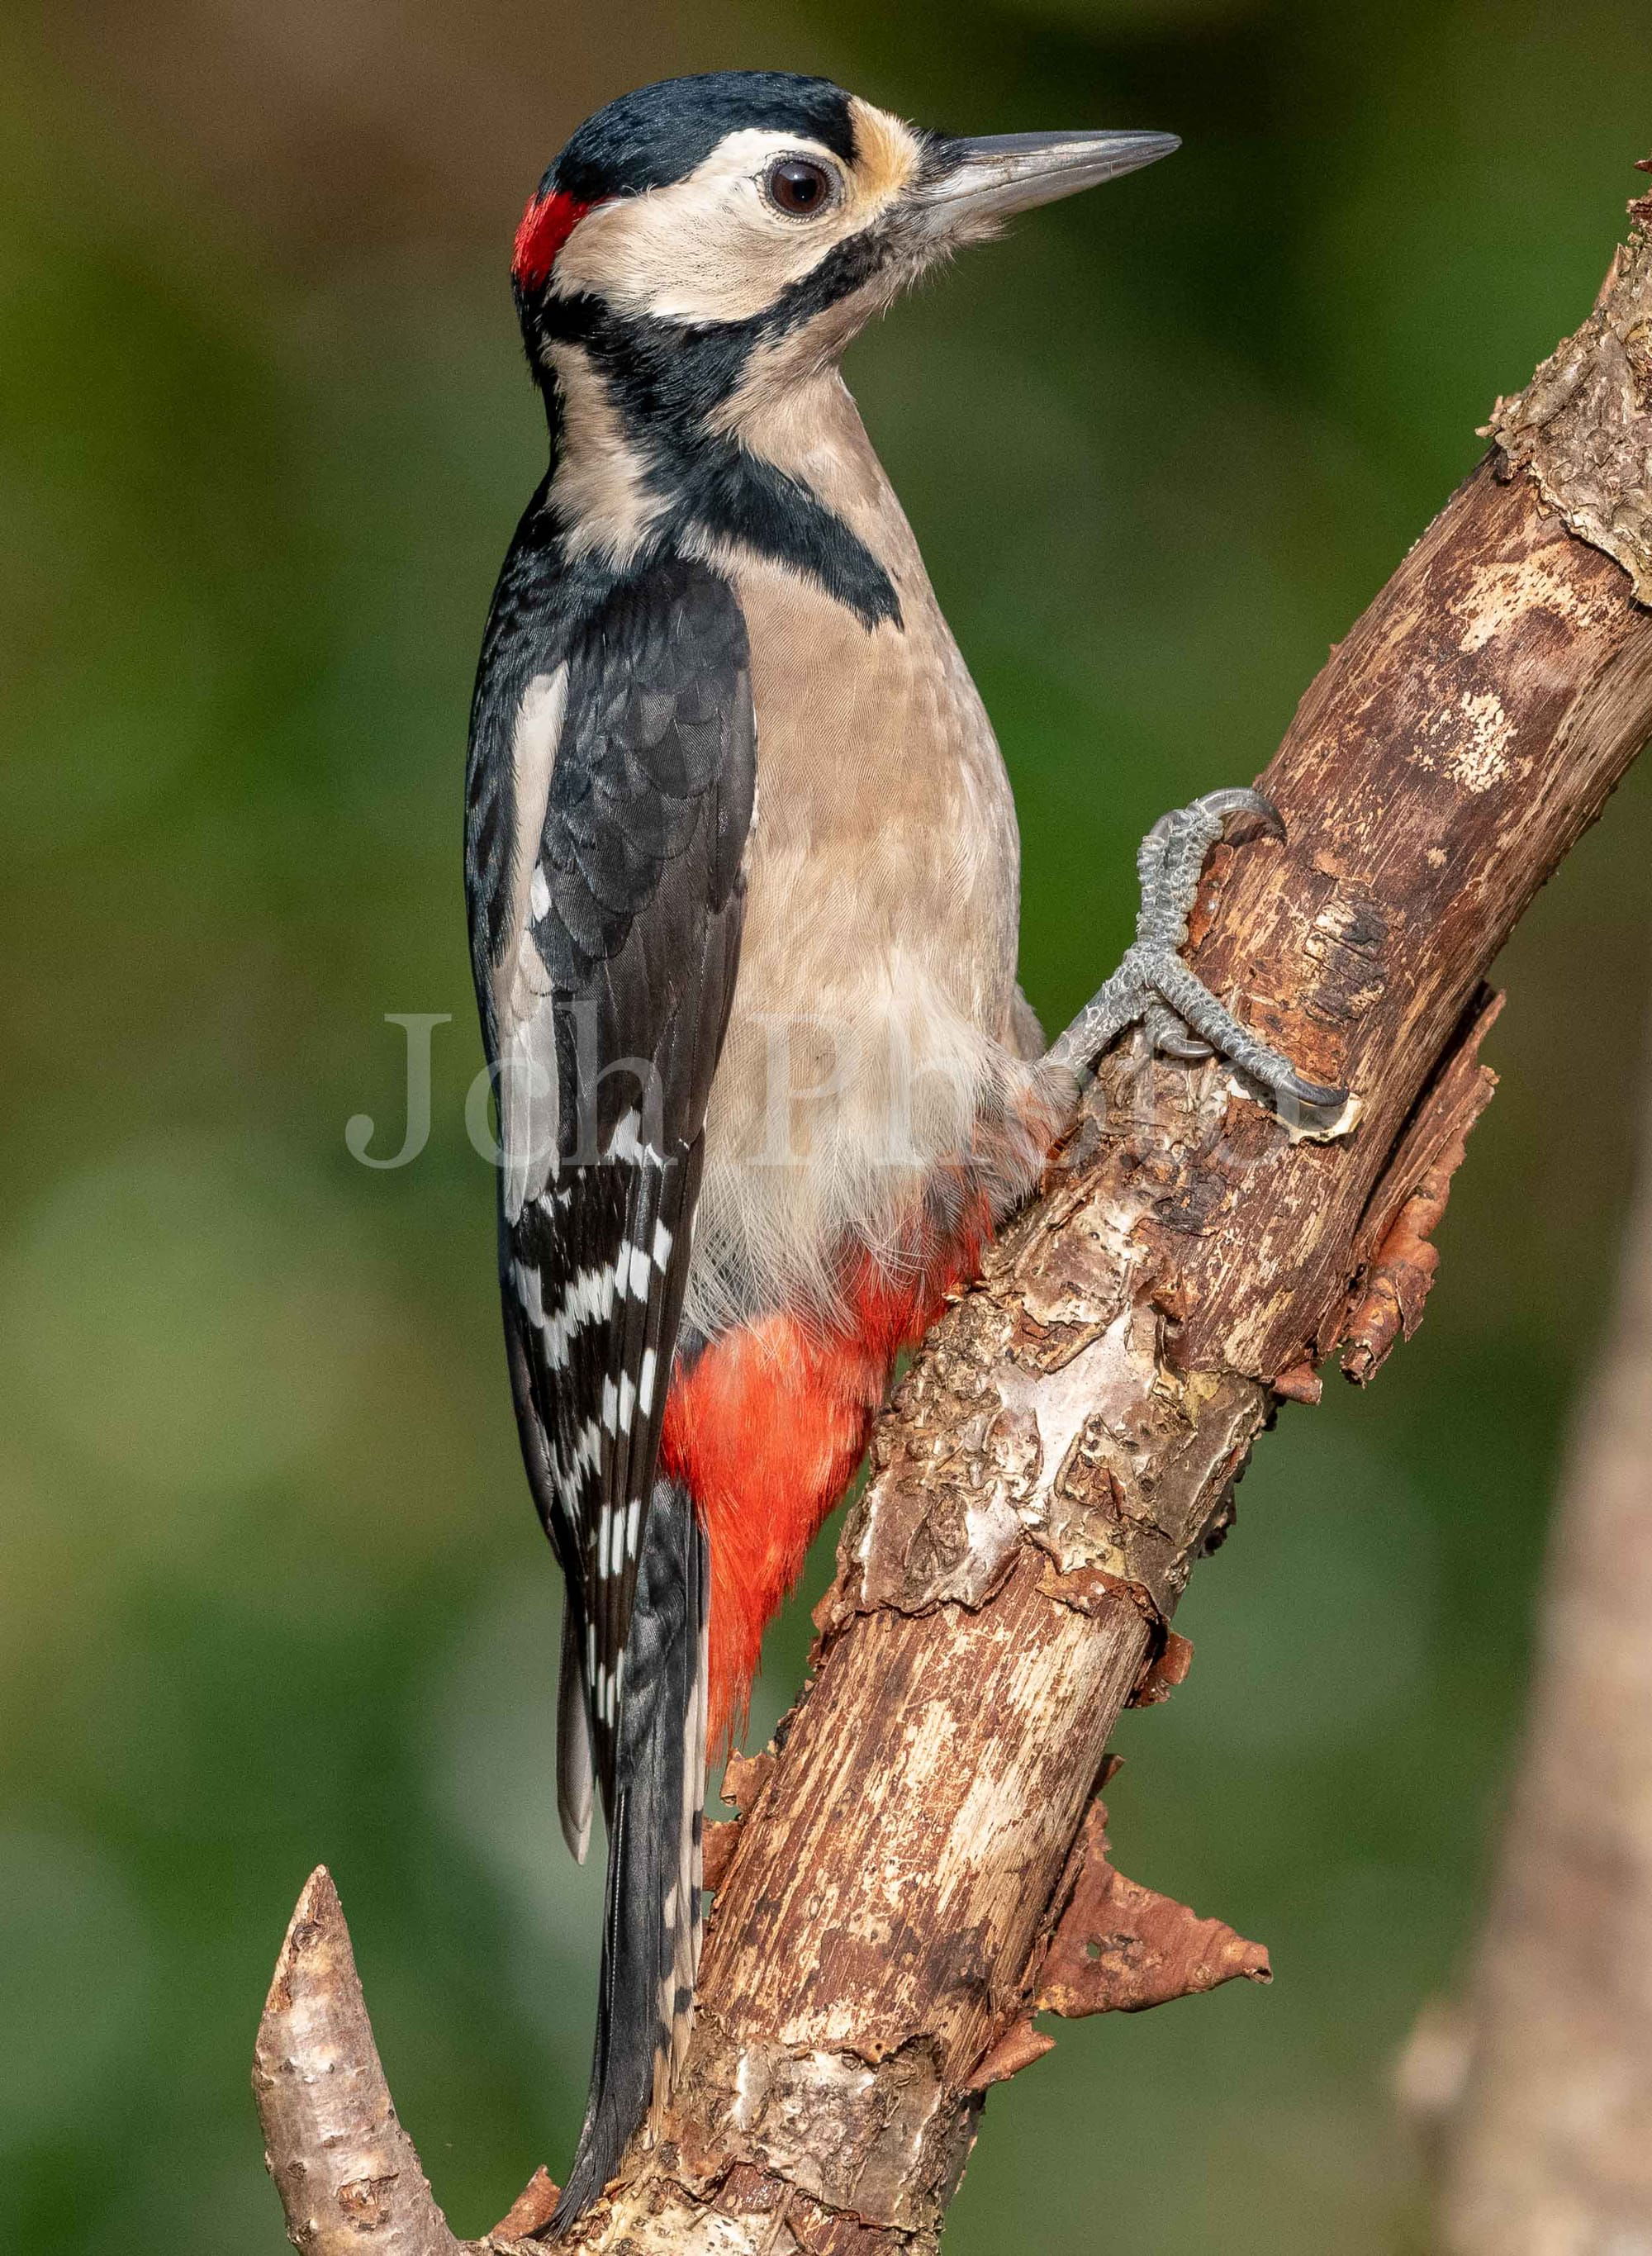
[1417,1013,1652,2252]
[256,194,1652,2252]
[254,1870,462,2256]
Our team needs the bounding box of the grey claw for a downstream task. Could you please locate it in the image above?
[1275,1070,1350,1113]
[1206,786,1285,845]
[1143,995,1213,1064]
[1156,1028,1216,1063]
[1236,792,1286,846]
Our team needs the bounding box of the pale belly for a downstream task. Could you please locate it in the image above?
[679,546,1038,1342]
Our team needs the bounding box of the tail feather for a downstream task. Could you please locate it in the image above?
[557,1609,595,1864]
[670,1539,709,2087]
[551,1475,709,2235]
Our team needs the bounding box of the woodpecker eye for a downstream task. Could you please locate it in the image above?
[763,159,835,218]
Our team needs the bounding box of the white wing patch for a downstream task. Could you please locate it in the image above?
[497,667,569,1224]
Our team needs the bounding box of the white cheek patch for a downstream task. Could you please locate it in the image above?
[553,122,916,328]
[544,344,664,567]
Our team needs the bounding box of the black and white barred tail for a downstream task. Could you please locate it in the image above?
[549,1474,710,2233]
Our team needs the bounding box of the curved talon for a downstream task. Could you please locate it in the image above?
[1208,786,1286,845]
[1142,995,1213,1064]
[1273,1069,1350,1113]
[1156,1027,1217,1063]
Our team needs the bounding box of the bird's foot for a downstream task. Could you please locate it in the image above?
[1046,786,1358,1139]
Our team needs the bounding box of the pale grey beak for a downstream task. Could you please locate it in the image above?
[917,128,1180,230]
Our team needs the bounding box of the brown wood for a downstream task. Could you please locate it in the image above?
[254,207,1652,2256]
[1341,987,1501,1384]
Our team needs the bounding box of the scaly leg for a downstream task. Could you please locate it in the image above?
[1045,787,1353,1133]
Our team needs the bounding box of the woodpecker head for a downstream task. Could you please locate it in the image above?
[512,72,1175,580]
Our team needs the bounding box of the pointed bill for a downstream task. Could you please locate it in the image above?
[917,128,1179,232]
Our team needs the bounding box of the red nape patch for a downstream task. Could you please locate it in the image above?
[511,188,596,287]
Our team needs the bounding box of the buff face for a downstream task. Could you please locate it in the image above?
[514,76,1176,374]
[549,99,929,330]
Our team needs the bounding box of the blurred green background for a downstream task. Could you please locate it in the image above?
[2,2,1650,2249]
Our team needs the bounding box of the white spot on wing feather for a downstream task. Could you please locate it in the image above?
[513,1261,544,1327]
[496,669,567,1223]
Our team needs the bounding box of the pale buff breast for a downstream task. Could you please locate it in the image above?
[681,378,1037,1339]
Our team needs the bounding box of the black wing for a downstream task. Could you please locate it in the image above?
[475,553,754,1847]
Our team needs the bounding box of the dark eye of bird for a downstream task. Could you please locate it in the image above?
[765,159,833,216]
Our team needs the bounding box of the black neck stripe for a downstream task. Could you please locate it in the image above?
[538,290,904,633]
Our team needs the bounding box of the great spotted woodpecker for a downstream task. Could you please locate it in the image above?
[463,69,1342,2230]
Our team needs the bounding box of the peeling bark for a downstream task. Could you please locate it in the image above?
[1489,225,1652,604]
[1341,986,1502,1384]
[257,200,1652,2254]
[1033,1802,1270,2018]
[963,2021,1055,2094]
[492,2174,563,2244]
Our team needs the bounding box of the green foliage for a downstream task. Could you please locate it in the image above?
[1,2,1649,2248]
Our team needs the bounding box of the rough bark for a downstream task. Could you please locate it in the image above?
[256,201,1652,2254]
[1424,1019,1652,2254]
